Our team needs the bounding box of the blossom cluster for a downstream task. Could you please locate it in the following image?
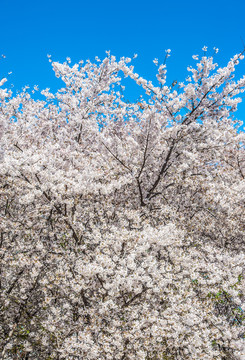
[0,50,245,359]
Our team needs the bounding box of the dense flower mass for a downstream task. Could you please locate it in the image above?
[0,49,245,359]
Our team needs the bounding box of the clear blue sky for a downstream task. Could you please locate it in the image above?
[1,0,245,121]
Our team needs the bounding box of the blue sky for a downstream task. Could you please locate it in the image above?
[1,0,245,121]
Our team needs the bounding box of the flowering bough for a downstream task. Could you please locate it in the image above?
[0,49,245,359]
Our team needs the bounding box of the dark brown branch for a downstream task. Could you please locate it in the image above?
[147,143,175,198]
[138,117,152,179]
[137,178,146,206]
[148,182,174,200]
[136,118,152,206]
[33,174,80,244]
[14,143,23,152]
[123,286,148,307]
[7,269,25,294]
[102,142,132,172]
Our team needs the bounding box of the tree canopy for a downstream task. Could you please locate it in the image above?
[1,49,245,359]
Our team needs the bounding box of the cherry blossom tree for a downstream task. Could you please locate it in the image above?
[1,48,245,359]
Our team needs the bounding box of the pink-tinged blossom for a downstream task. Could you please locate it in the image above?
[0,49,245,359]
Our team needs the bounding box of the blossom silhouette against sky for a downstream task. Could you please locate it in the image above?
[0,0,245,120]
